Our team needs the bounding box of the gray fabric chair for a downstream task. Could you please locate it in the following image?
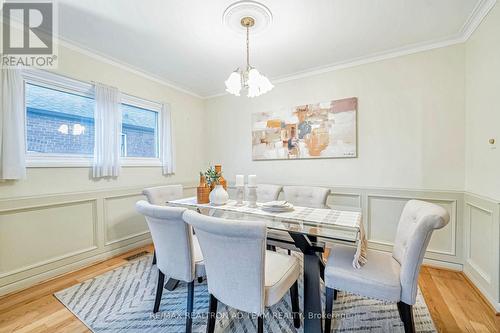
[282,185,331,208]
[254,184,283,202]
[142,184,183,205]
[136,200,205,333]
[182,210,301,333]
[324,200,450,333]
[142,184,184,265]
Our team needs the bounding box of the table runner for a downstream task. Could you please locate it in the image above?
[169,197,367,268]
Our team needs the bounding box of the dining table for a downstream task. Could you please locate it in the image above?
[166,197,365,333]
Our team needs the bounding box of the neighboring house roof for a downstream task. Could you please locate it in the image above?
[26,83,157,129]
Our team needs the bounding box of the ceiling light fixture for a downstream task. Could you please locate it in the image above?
[224,16,273,97]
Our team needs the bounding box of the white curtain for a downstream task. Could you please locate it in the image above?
[92,82,121,178]
[0,68,26,180]
[160,103,175,175]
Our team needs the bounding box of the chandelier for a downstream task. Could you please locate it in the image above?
[225,16,274,97]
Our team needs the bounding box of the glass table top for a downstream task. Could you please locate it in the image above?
[167,197,361,243]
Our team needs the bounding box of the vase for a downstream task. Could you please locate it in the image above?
[209,184,229,206]
[214,165,227,190]
[197,174,210,204]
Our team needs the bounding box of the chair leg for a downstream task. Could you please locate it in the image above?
[324,287,334,333]
[206,294,218,333]
[152,251,157,265]
[290,281,301,328]
[153,270,165,313]
[257,315,264,333]
[397,302,416,333]
[186,281,194,333]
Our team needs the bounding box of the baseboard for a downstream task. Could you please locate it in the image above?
[462,270,500,315]
[422,258,463,271]
[0,238,152,297]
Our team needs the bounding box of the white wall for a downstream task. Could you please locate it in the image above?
[463,3,500,312]
[0,44,205,295]
[465,3,500,202]
[204,45,466,191]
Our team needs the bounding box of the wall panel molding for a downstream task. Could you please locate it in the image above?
[0,183,196,297]
[463,192,500,311]
[0,199,98,281]
[366,194,458,258]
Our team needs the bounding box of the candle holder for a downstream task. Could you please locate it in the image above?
[235,185,245,206]
[247,185,258,208]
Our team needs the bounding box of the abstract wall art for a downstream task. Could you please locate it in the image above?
[252,97,358,160]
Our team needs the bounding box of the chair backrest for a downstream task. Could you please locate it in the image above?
[255,184,283,202]
[142,185,183,205]
[283,185,330,208]
[392,200,450,305]
[183,210,267,315]
[136,200,196,282]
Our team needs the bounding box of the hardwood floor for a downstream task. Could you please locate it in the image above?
[0,245,498,333]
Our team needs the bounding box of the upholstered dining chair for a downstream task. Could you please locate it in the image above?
[142,184,183,205]
[143,184,184,265]
[269,186,330,254]
[136,201,205,333]
[282,185,331,208]
[323,200,450,333]
[182,210,301,333]
[255,184,283,202]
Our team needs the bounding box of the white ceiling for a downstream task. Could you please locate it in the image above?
[56,0,489,97]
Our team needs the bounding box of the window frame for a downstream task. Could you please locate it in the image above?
[22,69,162,168]
[120,94,162,167]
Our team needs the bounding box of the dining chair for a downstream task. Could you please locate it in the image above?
[323,200,450,333]
[255,184,283,202]
[282,185,330,208]
[142,184,183,205]
[136,200,205,333]
[269,186,330,254]
[143,184,184,265]
[182,210,301,333]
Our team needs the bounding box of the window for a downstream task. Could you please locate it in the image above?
[23,69,163,167]
[121,103,159,158]
[26,83,95,156]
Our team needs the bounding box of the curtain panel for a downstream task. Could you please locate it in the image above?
[0,68,26,180]
[160,103,175,175]
[92,82,121,178]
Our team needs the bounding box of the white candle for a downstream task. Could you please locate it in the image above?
[248,175,257,187]
[235,175,245,187]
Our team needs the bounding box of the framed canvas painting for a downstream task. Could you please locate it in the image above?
[252,97,357,160]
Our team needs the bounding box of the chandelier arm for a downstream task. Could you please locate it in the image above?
[246,26,250,69]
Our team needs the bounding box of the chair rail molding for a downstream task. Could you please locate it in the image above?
[0,183,197,297]
[2,182,499,313]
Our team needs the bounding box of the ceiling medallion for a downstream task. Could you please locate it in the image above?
[223,1,274,97]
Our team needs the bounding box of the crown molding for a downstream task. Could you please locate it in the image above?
[53,0,496,100]
[460,0,497,41]
[57,38,204,99]
[203,0,497,99]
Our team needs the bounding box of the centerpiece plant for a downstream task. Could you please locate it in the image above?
[204,165,228,206]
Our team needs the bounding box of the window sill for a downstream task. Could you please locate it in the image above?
[26,155,162,168]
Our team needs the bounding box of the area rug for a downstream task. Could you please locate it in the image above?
[54,254,436,332]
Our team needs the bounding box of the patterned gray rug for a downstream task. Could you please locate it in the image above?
[54,254,436,332]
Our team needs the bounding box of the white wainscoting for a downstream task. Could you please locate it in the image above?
[463,193,500,312]
[228,185,465,268]
[0,184,196,297]
[2,183,499,312]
